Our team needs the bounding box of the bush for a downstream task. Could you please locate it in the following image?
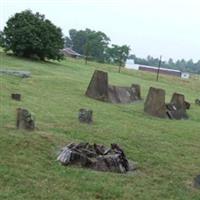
[2,10,64,61]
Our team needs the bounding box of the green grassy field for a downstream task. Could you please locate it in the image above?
[1,52,200,200]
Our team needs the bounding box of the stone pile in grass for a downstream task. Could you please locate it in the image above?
[57,142,137,173]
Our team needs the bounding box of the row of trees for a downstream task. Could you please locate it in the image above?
[130,55,200,74]
[65,28,130,68]
[0,10,199,73]
[0,10,130,70]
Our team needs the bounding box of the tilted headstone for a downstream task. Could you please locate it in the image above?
[85,70,109,101]
[16,108,35,130]
[78,109,93,124]
[144,87,167,118]
[167,93,188,119]
[11,93,21,101]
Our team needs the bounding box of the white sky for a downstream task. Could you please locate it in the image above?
[0,0,200,61]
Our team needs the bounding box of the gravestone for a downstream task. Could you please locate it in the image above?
[11,93,21,101]
[144,87,167,118]
[78,109,93,124]
[85,70,142,104]
[195,99,200,105]
[167,93,188,119]
[85,70,109,101]
[184,101,190,110]
[16,108,35,130]
[193,175,200,189]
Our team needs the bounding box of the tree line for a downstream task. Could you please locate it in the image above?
[0,10,130,72]
[130,55,200,74]
[64,28,130,72]
[0,10,199,74]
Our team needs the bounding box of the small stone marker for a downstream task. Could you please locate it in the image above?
[184,101,190,110]
[16,108,35,130]
[11,93,21,101]
[78,108,93,124]
[195,99,200,105]
[193,175,200,189]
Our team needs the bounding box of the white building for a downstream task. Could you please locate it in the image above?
[125,59,139,70]
[181,72,190,79]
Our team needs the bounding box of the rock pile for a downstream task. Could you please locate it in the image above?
[57,143,136,173]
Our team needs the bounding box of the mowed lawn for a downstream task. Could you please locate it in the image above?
[1,52,200,200]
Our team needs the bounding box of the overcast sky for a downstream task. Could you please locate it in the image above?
[1,0,200,61]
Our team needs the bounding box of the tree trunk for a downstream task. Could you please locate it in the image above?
[85,56,88,64]
[118,65,121,73]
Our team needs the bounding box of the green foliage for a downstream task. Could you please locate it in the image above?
[2,10,64,61]
[65,28,110,62]
[106,44,130,72]
[65,28,132,66]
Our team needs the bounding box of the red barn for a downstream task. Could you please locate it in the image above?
[139,65,181,77]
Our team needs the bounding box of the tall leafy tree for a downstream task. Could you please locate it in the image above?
[106,44,130,72]
[65,28,110,63]
[2,10,64,60]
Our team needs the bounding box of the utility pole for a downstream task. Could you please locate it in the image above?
[156,55,162,81]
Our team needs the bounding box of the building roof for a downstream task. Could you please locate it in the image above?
[139,65,181,73]
[62,48,81,57]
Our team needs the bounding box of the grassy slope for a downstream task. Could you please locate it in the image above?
[0,53,200,200]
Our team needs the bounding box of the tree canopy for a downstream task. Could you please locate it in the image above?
[65,28,110,63]
[2,10,64,61]
[106,44,130,72]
